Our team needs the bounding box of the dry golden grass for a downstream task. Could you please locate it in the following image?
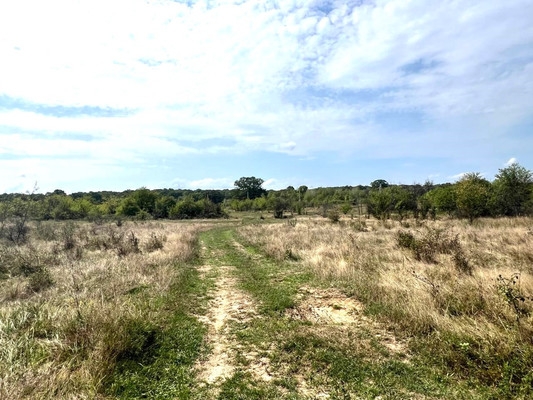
[238,216,533,386]
[0,220,210,399]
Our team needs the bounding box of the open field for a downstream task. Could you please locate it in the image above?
[1,216,532,399]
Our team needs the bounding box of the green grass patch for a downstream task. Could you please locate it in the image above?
[217,371,292,400]
[200,228,312,315]
[105,264,209,399]
[232,316,491,399]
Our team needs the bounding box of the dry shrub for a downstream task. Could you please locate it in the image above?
[143,232,167,253]
[397,227,472,274]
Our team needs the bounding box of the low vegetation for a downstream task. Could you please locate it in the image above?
[238,216,533,398]
[1,162,532,398]
[0,220,212,398]
[1,162,531,223]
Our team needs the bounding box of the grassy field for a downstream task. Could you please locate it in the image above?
[1,215,532,398]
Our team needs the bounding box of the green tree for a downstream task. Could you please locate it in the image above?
[118,197,140,217]
[425,185,457,216]
[72,198,93,219]
[169,198,201,219]
[455,173,491,223]
[389,186,414,222]
[234,177,267,200]
[370,179,389,190]
[267,192,290,219]
[132,188,157,214]
[252,196,267,211]
[368,188,392,220]
[153,196,176,219]
[492,162,532,216]
[297,185,308,201]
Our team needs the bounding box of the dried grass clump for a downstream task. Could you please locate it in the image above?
[238,217,533,391]
[0,220,207,399]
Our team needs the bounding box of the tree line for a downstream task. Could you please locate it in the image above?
[0,163,531,223]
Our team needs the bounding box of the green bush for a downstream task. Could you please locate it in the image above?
[327,209,340,223]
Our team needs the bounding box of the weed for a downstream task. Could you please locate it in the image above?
[28,267,54,292]
[61,222,77,251]
[397,230,416,249]
[327,209,340,223]
[350,219,367,232]
[497,273,532,323]
[453,247,472,275]
[284,248,300,261]
[286,218,297,227]
[143,232,166,252]
[34,221,57,241]
[397,227,471,273]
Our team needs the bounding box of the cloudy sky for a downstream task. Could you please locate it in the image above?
[0,0,532,193]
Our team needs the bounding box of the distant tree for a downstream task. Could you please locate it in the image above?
[205,190,225,204]
[370,179,389,190]
[389,186,414,222]
[153,196,176,219]
[169,198,201,219]
[492,163,532,216]
[425,185,457,216]
[118,197,140,217]
[132,188,157,214]
[297,185,308,201]
[234,177,267,200]
[368,188,392,220]
[267,192,290,219]
[455,173,491,223]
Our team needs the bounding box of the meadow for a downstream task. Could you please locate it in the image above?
[0,214,532,399]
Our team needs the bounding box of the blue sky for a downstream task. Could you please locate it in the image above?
[0,0,532,193]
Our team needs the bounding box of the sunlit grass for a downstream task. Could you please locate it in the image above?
[0,220,211,399]
[237,216,533,397]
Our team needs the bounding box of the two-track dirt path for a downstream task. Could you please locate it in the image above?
[193,227,412,399]
[196,264,257,385]
[194,229,271,398]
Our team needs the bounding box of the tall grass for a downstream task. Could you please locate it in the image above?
[0,220,206,399]
[238,217,533,396]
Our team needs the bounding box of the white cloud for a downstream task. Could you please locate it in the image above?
[449,172,467,181]
[505,157,517,166]
[186,177,234,190]
[262,179,278,190]
[0,0,532,190]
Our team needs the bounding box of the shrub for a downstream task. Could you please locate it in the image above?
[397,227,471,272]
[497,273,532,323]
[396,230,416,249]
[341,203,352,215]
[144,233,166,252]
[116,232,141,257]
[61,222,78,251]
[327,209,340,223]
[350,220,366,232]
[28,267,54,292]
[34,221,57,241]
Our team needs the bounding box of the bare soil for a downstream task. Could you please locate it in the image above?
[287,286,409,356]
[195,264,267,386]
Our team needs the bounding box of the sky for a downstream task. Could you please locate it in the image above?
[0,0,532,193]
